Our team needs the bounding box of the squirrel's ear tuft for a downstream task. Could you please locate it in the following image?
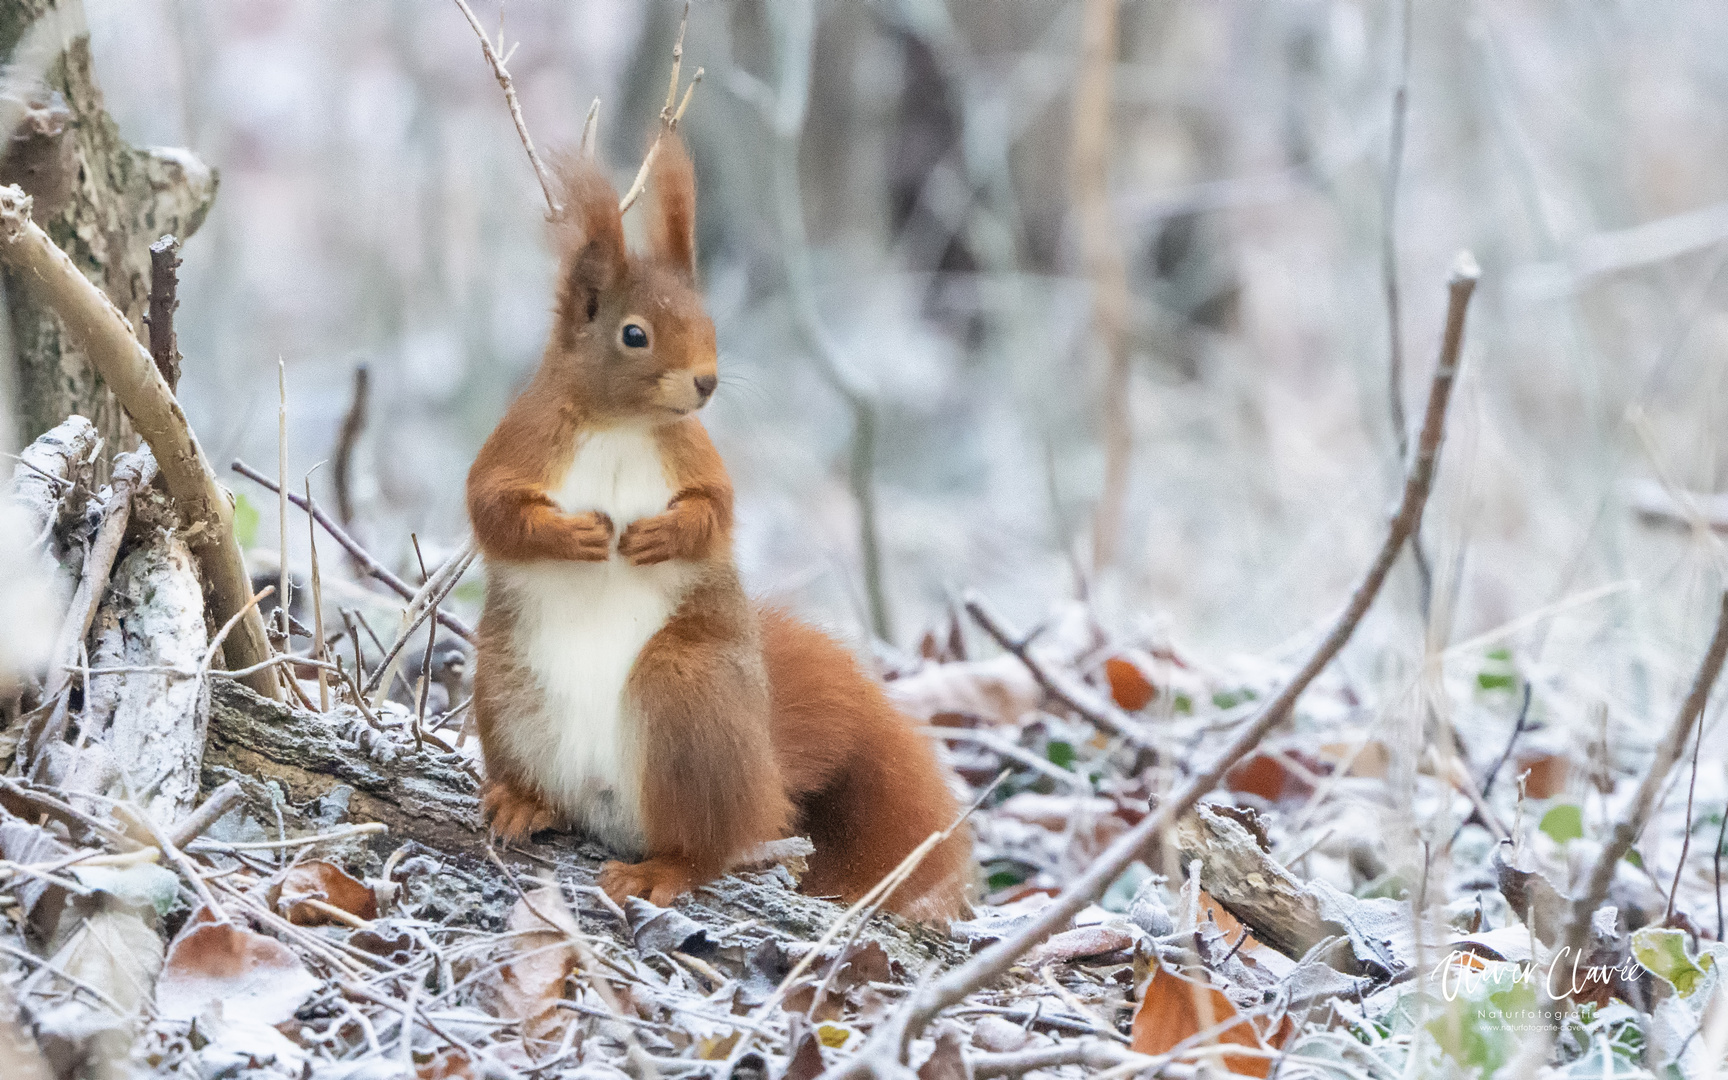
[648,135,696,279]
[551,154,626,333]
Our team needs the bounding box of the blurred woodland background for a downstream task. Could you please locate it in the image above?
[8,0,1728,726]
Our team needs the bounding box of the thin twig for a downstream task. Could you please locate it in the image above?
[308,475,329,711]
[833,253,1481,1072]
[363,544,477,695]
[129,801,228,924]
[232,460,476,643]
[411,536,435,750]
[166,780,244,849]
[1557,589,1728,995]
[1713,806,1726,941]
[278,359,291,648]
[1669,636,1714,924]
[451,0,559,213]
[0,939,128,1016]
[333,362,369,534]
[617,3,701,215]
[965,594,1154,749]
[190,822,387,853]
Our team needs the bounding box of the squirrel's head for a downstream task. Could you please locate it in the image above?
[545,137,715,424]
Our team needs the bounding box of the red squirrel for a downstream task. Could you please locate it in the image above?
[466,139,971,921]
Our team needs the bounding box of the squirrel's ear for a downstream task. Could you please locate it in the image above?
[648,135,696,279]
[551,156,626,332]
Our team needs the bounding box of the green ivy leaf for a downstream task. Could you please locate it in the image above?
[232,492,259,549]
[1539,804,1584,845]
[1632,927,1715,997]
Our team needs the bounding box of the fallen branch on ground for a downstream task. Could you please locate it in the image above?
[1554,589,1728,989]
[831,251,1480,1073]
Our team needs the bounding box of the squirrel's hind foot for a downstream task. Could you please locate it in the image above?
[481,779,561,842]
[598,855,704,908]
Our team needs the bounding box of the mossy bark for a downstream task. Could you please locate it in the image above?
[0,0,215,453]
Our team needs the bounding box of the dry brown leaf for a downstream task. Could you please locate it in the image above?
[917,1024,970,1080]
[156,920,318,1024]
[1131,962,1283,1078]
[276,860,377,925]
[1105,655,1156,711]
[417,1047,475,1079]
[1027,924,1136,966]
[487,884,579,1043]
[1514,751,1569,799]
[782,1019,827,1080]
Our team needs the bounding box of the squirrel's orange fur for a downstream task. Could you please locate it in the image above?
[467,140,971,920]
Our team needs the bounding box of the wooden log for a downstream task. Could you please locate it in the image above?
[199,681,967,973]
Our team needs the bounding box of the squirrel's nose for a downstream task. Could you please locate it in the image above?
[693,374,717,402]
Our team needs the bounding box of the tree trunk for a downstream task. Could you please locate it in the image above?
[0,0,216,454]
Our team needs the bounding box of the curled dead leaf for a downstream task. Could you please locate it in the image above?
[1027,924,1136,966]
[1131,961,1286,1078]
[276,860,377,926]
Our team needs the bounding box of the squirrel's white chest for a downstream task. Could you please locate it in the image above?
[489,426,693,853]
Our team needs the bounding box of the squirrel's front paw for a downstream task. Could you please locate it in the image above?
[481,780,560,842]
[618,514,679,565]
[567,511,615,562]
[598,855,701,908]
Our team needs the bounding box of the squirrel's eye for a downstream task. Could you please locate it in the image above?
[621,323,649,349]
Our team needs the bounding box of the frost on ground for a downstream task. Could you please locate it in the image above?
[3,579,1726,1078]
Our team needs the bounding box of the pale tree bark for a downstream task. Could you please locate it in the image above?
[0,0,216,452]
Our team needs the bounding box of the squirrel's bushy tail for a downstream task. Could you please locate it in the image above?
[759,607,973,921]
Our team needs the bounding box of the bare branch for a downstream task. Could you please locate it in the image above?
[1556,589,1728,986]
[617,3,702,216]
[964,593,1154,749]
[231,460,476,644]
[362,544,478,696]
[450,0,559,214]
[333,363,369,533]
[834,253,1480,1070]
[0,186,277,698]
